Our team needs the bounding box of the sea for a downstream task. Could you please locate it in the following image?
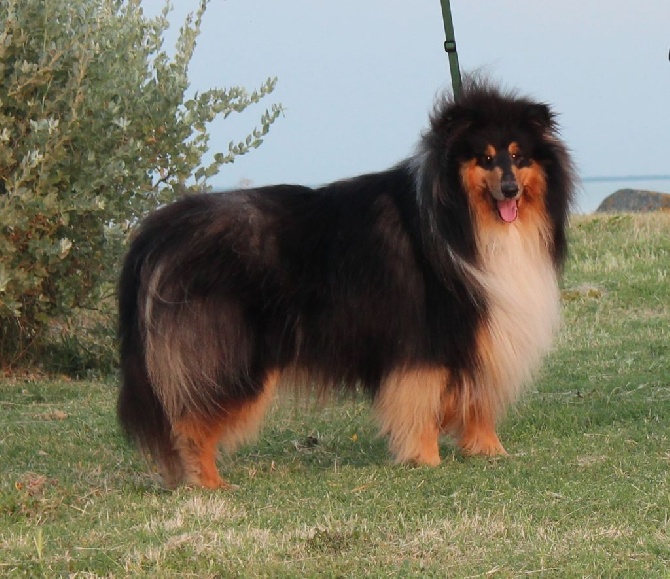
[576,177,670,214]
[218,175,670,215]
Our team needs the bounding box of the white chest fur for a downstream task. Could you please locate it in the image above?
[471,223,560,408]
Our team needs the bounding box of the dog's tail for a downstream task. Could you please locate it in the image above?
[116,231,184,486]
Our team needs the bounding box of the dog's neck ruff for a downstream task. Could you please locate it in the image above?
[456,221,560,410]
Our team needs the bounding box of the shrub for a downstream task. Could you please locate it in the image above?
[0,0,281,367]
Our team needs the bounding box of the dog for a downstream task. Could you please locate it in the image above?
[117,78,575,488]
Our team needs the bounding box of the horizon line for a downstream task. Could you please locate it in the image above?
[582,174,670,183]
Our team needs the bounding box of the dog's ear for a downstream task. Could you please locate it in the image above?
[525,103,554,131]
[435,103,476,134]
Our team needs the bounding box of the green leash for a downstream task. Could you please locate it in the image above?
[439,0,462,99]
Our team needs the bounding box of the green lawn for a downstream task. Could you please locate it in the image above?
[1,213,669,577]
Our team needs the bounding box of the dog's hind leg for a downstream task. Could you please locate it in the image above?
[217,370,280,454]
[172,370,279,489]
[374,367,447,466]
[172,415,230,489]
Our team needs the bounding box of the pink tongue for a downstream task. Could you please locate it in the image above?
[497,199,518,223]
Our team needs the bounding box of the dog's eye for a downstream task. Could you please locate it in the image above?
[479,155,495,167]
[511,152,525,164]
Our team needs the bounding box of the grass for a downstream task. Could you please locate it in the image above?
[1,212,669,577]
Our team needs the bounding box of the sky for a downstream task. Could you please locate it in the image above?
[141,0,670,212]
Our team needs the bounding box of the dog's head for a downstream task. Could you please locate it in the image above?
[429,82,557,225]
[463,139,538,224]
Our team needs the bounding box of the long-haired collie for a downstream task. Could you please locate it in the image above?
[117,78,575,488]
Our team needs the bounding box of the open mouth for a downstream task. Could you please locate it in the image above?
[496,198,519,223]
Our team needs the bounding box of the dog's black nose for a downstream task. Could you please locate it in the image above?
[501,180,519,198]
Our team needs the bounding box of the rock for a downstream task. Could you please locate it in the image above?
[596,189,670,213]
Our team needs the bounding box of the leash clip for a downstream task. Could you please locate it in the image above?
[444,40,457,53]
